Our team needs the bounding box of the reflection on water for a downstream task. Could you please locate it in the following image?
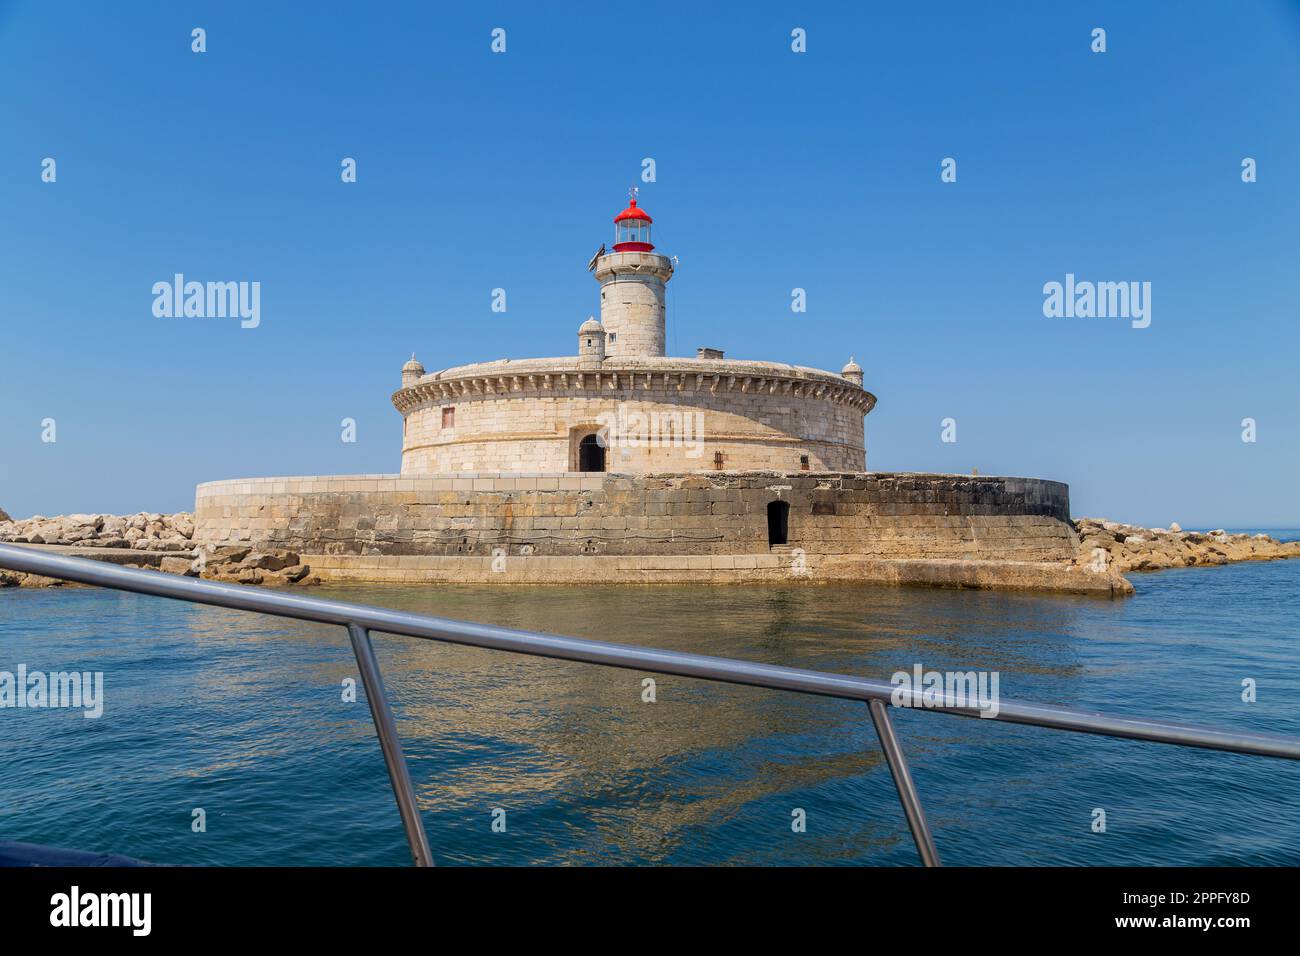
[2,560,1299,865]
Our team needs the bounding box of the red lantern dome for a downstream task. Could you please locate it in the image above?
[612,193,654,252]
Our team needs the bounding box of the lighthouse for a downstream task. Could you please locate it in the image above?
[391,184,872,476]
[593,189,674,357]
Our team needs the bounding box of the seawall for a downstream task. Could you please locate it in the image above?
[194,471,1072,558]
[189,471,1113,591]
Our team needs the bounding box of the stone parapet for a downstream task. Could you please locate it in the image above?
[394,357,874,413]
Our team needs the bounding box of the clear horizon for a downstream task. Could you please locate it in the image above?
[3,1,1298,528]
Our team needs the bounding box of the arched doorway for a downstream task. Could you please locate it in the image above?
[767,500,789,547]
[578,433,606,472]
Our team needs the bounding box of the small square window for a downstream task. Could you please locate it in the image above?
[713,451,726,470]
[442,407,455,428]
[800,455,810,471]
[608,332,617,343]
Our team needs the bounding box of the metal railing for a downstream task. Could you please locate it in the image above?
[4,540,1299,867]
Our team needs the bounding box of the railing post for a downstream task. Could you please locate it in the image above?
[346,623,434,867]
[868,699,941,867]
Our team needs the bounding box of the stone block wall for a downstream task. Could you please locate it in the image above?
[401,388,866,474]
[395,357,874,476]
[194,471,1075,563]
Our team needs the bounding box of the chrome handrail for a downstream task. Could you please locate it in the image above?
[3,541,1298,867]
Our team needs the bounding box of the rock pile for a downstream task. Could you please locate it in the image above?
[1073,518,1300,573]
[1,545,319,589]
[0,512,196,551]
[0,510,321,588]
[195,547,320,587]
[0,569,66,588]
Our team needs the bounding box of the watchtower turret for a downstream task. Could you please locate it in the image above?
[578,316,606,363]
[401,354,425,387]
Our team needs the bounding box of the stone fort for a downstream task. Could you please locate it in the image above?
[193,193,1118,593]
[393,192,873,476]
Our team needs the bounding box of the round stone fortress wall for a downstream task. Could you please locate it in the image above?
[394,358,874,474]
[194,471,1075,564]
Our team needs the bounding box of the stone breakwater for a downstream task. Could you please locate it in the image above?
[1073,519,1300,573]
[1,511,196,550]
[0,512,318,588]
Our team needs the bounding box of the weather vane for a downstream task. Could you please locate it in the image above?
[628,185,640,202]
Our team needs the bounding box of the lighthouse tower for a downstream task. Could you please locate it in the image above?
[593,189,674,357]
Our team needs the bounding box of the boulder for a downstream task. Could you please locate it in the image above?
[211,546,252,564]
[150,537,193,552]
[239,551,299,572]
[62,514,103,531]
[159,556,196,576]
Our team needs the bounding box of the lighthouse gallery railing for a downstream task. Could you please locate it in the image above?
[3,541,1299,867]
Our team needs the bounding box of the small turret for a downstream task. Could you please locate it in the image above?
[841,356,863,386]
[578,316,606,362]
[401,353,425,387]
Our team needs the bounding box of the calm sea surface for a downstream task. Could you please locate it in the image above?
[3,533,1299,866]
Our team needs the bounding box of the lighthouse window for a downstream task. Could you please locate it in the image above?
[442,407,455,428]
[617,221,650,245]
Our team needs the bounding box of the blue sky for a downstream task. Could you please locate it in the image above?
[2,0,1298,526]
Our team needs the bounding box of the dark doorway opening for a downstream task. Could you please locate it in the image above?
[767,500,790,547]
[578,433,606,472]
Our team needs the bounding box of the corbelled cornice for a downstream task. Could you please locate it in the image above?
[392,357,876,415]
